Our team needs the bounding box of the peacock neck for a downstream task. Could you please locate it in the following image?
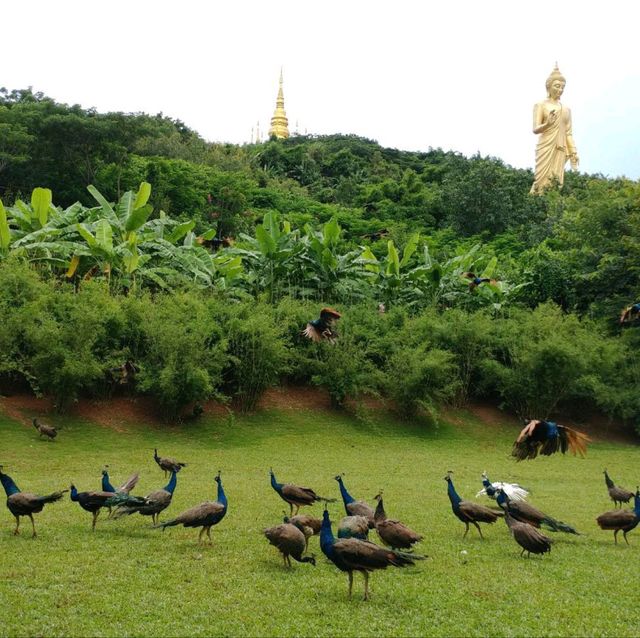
[374,498,386,522]
[447,480,461,507]
[482,476,491,489]
[634,494,640,517]
[0,472,20,497]
[337,478,354,505]
[70,485,79,501]
[216,481,227,508]
[270,473,282,493]
[496,491,507,508]
[604,472,614,488]
[102,473,115,493]
[164,471,177,494]
[320,511,335,552]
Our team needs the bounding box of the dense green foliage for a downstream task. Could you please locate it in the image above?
[0,407,638,637]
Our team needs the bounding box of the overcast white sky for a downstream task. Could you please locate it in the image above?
[4,1,640,178]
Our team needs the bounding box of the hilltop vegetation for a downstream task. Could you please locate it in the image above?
[0,88,639,430]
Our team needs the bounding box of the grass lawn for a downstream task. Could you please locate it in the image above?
[0,400,638,637]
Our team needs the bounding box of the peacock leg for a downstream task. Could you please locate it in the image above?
[28,514,36,538]
[198,527,205,543]
[13,515,20,535]
[520,548,525,557]
[363,572,370,601]
[623,531,629,546]
[462,522,469,539]
[92,511,99,532]
[206,527,212,544]
[614,529,619,545]
[294,504,300,516]
[348,572,353,599]
[473,522,484,539]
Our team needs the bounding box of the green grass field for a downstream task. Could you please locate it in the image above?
[0,402,638,637]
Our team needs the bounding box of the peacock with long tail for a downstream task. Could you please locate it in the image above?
[373,492,423,550]
[270,469,334,516]
[501,504,553,558]
[495,489,579,535]
[445,471,503,539]
[512,419,591,461]
[153,449,186,477]
[301,307,341,343]
[603,469,634,508]
[264,522,316,568]
[476,471,529,501]
[155,471,227,544]
[101,466,139,495]
[0,467,66,537]
[596,488,640,545]
[619,302,640,325]
[461,272,497,291]
[320,507,425,601]
[32,418,58,441]
[113,470,178,525]
[334,474,375,528]
[70,484,144,531]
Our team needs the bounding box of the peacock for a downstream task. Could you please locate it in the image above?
[596,488,640,545]
[101,466,139,495]
[320,508,425,601]
[0,467,66,537]
[502,508,552,558]
[495,489,579,535]
[155,471,227,544]
[373,492,423,550]
[70,484,143,531]
[334,474,375,528]
[108,360,139,386]
[270,469,334,516]
[461,271,497,291]
[153,449,187,477]
[444,471,503,539]
[476,471,529,502]
[337,515,370,540]
[283,513,322,550]
[301,307,342,343]
[113,470,178,525]
[32,418,58,441]
[603,469,634,508]
[264,522,316,568]
[512,419,591,461]
[619,302,640,325]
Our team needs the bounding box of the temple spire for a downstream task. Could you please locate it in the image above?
[268,68,290,139]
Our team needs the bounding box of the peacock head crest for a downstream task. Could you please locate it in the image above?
[214,470,222,484]
[334,473,344,482]
[373,491,383,501]
[444,470,453,482]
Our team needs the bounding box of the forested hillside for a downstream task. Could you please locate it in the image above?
[1,88,638,428]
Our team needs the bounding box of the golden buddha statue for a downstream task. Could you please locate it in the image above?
[530,64,579,194]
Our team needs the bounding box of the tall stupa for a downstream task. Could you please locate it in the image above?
[268,69,290,139]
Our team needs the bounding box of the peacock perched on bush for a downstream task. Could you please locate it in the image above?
[603,469,634,508]
[270,469,334,516]
[320,508,425,601]
[596,488,640,545]
[264,522,316,568]
[476,472,529,502]
[1,467,66,537]
[444,471,503,539]
[301,308,341,343]
[495,489,579,535]
[113,470,178,525]
[155,471,227,544]
[512,419,591,461]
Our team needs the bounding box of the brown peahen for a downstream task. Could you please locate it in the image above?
[283,513,322,550]
[270,469,334,516]
[113,470,178,525]
[503,508,552,558]
[153,449,187,477]
[32,418,58,441]
[320,508,425,601]
[603,469,634,508]
[264,522,316,568]
[596,488,640,545]
[155,471,227,544]
[373,492,423,550]
[445,471,503,539]
[1,467,66,537]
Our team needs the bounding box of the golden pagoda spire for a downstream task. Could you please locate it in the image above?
[268,68,290,139]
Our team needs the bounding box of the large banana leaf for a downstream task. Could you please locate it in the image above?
[0,199,11,252]
[31,187,52,227]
